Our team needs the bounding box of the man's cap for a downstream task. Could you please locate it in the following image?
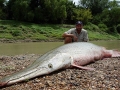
[76,21,83,25]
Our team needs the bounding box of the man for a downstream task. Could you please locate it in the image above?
[62,21,89,44]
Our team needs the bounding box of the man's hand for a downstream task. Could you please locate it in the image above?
[72,35,77,42]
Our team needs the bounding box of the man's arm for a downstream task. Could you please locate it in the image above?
[62,33,74,38]
[63,28,77,39]
[62,32,78,42]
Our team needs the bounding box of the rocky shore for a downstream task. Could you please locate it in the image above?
[0,54,120,90]
[0,39,63,43]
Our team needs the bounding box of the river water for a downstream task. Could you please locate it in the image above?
[0,41,120,55]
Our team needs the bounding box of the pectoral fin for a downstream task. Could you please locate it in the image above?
[72,64,95,71]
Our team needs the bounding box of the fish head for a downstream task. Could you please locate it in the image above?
[0,52,72,87]
[38,52,72,74]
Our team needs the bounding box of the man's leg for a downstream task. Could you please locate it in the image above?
[64,37,72,44]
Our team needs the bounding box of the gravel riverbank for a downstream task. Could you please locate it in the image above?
[0,54,120,90]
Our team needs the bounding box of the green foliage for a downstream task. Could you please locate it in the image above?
[108,0,119,9]
[109,7,120,26]
[0,0,119,30]
[59,5,67,24]
[98,9,110,25]
[97,7,120,33]
[92,14,101,25]
[65,1,76,23]
[0,8,6,19]
[0,0,120,41]
[31,33,48,40]
[42,0,67,23]
[98,23,108,32]
[72,8,92,24]
[0,33,13,39]
[0,20,119,41]
[25,11,34,22]
[88,30,117,41]
[29,0,40,10]
[11,0,29,21]
[0,0,6,8]
[84,23,99,32]
[11,30,22,36]
[0,0,93,24]
[80,0,109,15]
[117,24,120,33]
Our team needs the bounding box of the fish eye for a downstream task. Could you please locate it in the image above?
[48,63,53,68]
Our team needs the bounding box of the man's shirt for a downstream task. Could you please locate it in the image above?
[65,28,89,42]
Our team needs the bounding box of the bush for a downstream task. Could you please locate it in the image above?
[108,25,117,34]
[11,30,22,36]
[84,23,99,31]
[31,33,48,40]
[117,24,120,33]
[0,33,13,39]
[98,23,108,32]
[0,9,7,19]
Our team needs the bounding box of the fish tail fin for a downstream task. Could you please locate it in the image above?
[111,50,120,57]
[103,50,120,58]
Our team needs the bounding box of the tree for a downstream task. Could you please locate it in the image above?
[1,0,94,24]
[71,8,92,24]
[0,0,6,8]
[29,0,40,10]
[11,0,29,21]
[109,7,120,26]
[99,7,120,33]
[65,1,76,23]
[108,0,119,9]
[57,0,67,23]
[0,0,7,19]
[6,0,18,19]
[58,5,67,24]
[29,0,44,23]
[79,0,109,15]
[35,0,67,23]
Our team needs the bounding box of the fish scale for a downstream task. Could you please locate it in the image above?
[0,42,120,87]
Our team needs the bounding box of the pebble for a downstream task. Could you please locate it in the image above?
[0,55,119,90]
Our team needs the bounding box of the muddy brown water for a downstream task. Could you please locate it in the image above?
[0,41,120,55]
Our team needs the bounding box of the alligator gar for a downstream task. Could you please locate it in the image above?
[0,42,120,87]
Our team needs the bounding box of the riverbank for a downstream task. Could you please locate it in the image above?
[0,38,63,43]
[0,54,119,90]
[0,20,120,42]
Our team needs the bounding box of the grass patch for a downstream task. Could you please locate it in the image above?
[0,20,119,41]
[0,33,13,39]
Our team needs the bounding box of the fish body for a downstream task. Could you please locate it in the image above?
[0,42,120,87]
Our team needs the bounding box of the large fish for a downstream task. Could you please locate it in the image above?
[0,42,120,87]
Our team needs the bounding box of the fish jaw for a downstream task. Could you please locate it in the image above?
[0,53,72,87]
[0,66,50,87]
